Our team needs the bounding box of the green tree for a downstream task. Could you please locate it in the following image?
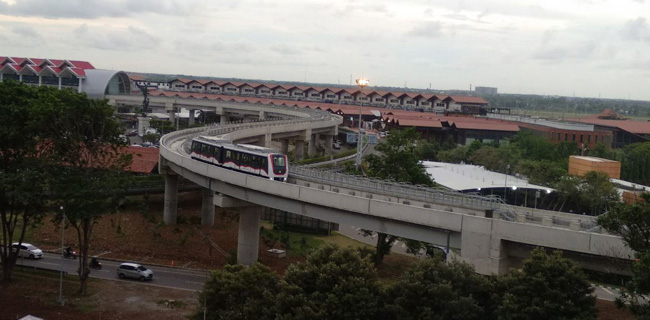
[620,142,650,185]
[385,257,496,320]
[515,159,566,186]
[497,248,597,320]
[365,127,433,186]
[0,81,51,283]
[581,171,619,215]
[364,128,435,264]
[283,244,383,320]
[414,139,440,161]
[598,193,650,317]
[33,89,131,295]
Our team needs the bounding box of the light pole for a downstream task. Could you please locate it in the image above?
[503,164,510,202]
[58,206,65,306]
[355,77,369,171]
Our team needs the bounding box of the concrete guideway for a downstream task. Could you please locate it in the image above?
[114,94,634,276]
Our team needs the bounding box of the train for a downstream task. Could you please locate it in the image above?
[190,136,288,181]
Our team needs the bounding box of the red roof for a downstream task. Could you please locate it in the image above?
[10,57,26,65]
[398,119,443,128]
[121,146,159,174]
[444,96,489,104]
[67,68,86,77]
[572,117,650,135]
[452,121,519,132]
[67,60,94,69]
[129,74,145,81]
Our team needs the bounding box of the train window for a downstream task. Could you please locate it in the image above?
[225,150,232,161]
[209,146,215,157]
[202,144,210,155]
[261,158,268,170]
[191,142,198,153]
[273,155,286,167]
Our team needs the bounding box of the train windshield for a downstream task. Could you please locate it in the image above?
[272,155,286,168]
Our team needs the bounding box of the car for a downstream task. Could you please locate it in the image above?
[12,242,43,259]
[125,129,138,136]
[379,131,387,138]
[117,262,154,281]
[333,141,341,150]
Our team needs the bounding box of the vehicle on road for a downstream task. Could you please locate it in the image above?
[12,243,43,259]
[333,141,341,150]
[117,262,153,281]
[63,246,78,259]
[379,130,387,138]
[89,257,102,270]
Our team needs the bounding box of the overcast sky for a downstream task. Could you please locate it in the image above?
[1,0,649,100]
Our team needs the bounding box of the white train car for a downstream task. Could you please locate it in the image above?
[190,136,288,181]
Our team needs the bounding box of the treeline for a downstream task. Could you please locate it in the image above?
[414,131,650,215]
[483,94,650,117]
[195,244,596,320]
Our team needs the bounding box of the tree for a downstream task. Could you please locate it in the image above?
[496,248,597,320]
[365,127,433,186]
[283,244,383,320]
[598,193,650,317]
[385,257,496,320]
[33,88,131,295]
[414,139,440,161]
[620,142,650,186]
[195,264,290,320]
[0,81,51,283]
[364,128,434,264]
[580,171,619,215]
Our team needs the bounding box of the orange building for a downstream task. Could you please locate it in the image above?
[568,156,621,179]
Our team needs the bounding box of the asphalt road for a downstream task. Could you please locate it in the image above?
[17,252,208,291]
[17,247,622,301]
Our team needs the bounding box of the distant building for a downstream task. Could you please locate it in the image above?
[475,86,498,95]
[568,156,621,179]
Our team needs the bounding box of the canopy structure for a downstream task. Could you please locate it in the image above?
[422,161,553,194]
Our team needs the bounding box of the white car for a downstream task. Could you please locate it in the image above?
[117,262,154,281]
[12,242,43,259]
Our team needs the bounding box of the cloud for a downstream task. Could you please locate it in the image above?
[83,25,161,51]
[407,21,444,38]
[621,17,650,43]
[0,0,203,19]
[11,25,42,39]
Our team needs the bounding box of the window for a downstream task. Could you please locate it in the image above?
[587,135,591,143]
[277,91,286,95]
[311,93,320,97]
[226,87,237,91]
[565,134,568,141]
[343,95,352,99]
[210,86,219,90]
[580,134,583,143]
[390,99,399,103]
[436,103,445,107]
[420,102,429,105]
[244,88,254,92]
[192,85,202,89]
[406,100,415,104]
[572,134,576,141]
[174,84,184,88]
[375,98,384,102]
[326,94,335,98]
[595,135,598,143]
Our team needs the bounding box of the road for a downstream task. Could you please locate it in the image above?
[17,252,208,291]
[18,249,621,301]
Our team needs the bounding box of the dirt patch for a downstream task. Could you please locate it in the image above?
[32,192,299,273]
[0,268,197,320]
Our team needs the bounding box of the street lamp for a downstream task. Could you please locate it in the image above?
[59,206,65,306]
[355,77,369,171]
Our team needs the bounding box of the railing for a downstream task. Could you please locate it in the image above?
[158,99,603,233]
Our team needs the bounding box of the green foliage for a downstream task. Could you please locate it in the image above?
[496,248,597,320]
[365,127,433,186]
[196,264,286,320]
[142,133,161,144]
[283,244,383,320]
[414,139,440,161]
[437,145,468,163]
[385,258,496,320]
[620,142,650,185]
[597,195,650,316]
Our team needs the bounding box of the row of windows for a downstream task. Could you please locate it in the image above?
[192,142,269,171]
[553,133,606,143]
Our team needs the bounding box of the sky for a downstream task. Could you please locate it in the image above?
[1,0,650,100]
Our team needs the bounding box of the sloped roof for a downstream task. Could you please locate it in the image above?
[121,146,159,174]
[572,117,650,135]
[444,96,489,104]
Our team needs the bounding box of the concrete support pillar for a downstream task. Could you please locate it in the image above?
[188,109,195,126]
[325,135,334,156]
[220,113,229,125]
[38,76,41,86]
[201,188,215,226]
[163,173,179,225]
[137,116,151,136]
[78,77,83,93]
[58,77,62,89]
[260,134,272,148]
[281,139,289,154]
[259,110,266,120]
[237,206,263,265]
[295,140,305,161]
[19,74,23,82]
[308,134,319,157]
